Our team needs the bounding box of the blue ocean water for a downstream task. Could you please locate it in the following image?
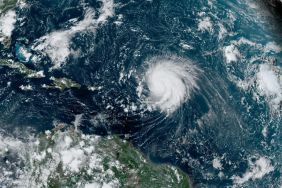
[0,0,282,187]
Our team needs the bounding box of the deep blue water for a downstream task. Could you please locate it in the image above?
[0,0,282,187]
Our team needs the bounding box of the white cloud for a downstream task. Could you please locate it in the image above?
[257,64,282,109]
[33,9,96,69]
[224,44,241,63]
[33,0,115,69]
[232,157,274,185]
[0,10,16,40]
[198,17,213,32]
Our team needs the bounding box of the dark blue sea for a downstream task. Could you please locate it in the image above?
[0,0,282,187]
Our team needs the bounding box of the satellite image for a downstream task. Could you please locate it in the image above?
[0,0,281,187]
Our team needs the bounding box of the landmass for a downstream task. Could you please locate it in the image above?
[0,126,191,187]
[0,0,17,14]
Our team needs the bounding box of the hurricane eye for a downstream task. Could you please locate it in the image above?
[140,56,199,114]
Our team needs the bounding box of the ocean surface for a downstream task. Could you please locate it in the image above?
[0,0,282,187]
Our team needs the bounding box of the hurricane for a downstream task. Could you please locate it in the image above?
[142,56,198,113]
[0,0,282,187]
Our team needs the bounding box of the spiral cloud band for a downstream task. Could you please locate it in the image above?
[143,56,198,113]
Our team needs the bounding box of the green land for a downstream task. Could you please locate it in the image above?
[0,0,17,14]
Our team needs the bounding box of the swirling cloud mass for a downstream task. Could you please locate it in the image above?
[144,56,198,113]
